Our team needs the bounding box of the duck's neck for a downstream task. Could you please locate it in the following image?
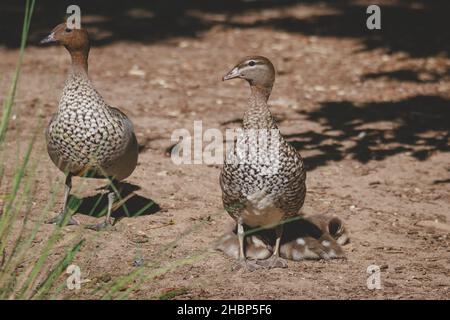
[59,47,105,113]
[243,85,277,129]
[68,47,89,77]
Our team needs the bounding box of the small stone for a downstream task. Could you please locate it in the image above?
[314,85,325,92]
[128,65,146,77]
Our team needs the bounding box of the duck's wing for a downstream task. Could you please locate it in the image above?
[45,113,57,143]
[276,143,307,216]
[108,106,135,132]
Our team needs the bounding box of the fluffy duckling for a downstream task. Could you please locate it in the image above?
[220,56,307,270]
[279,214,348,260]
[41,23,138,230]
[217,215,349,262]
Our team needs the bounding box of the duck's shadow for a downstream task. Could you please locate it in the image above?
[241,218,324,246]
[68,182,161,220]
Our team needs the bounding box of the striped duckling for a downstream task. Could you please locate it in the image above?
[220,56,307,270]
[217,215,349,262]
[41,23,138,230]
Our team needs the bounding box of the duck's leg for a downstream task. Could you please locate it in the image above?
[232,219,262,271]
[46,173,79,226]
[257,224,288,268]
[86,180,117,231]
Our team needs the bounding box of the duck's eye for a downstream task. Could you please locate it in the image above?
[65,28,73,33]
[249,60,256,66]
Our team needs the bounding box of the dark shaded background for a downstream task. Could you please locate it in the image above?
[1,0,449,58]
[1,0,449,169]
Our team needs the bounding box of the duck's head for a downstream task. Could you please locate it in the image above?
[223,56,275,89]
[40,22,89,54]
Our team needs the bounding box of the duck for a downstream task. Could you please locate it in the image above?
[217,215,348,262]
[220,56,307,270]
[41,22,138,231]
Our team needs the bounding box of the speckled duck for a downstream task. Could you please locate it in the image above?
[41,23,138,230]
[220,56,307,270]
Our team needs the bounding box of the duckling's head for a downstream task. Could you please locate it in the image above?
[223,56,275,89]
[328,216,349,246]
[40,22,89,54]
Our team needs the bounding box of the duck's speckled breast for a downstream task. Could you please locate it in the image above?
[46,73,134,177]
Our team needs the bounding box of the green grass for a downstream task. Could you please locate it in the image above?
[159,288,189,300]
[0,0,82,299]
[0,0,92,299]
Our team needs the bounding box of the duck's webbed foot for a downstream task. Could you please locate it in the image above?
[86,190,116,232]
[85,219,113,232]
[232,258,263,272]
[46,212,79,226]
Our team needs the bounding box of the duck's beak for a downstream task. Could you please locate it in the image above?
[40,32,57,44]
[222,66,240,81]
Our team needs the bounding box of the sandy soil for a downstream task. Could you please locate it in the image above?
[0,0,449,299]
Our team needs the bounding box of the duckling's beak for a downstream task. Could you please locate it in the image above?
[222,67,240,81]
[40,32,57,44]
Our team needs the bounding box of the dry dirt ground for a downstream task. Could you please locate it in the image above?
[0,0,449,299]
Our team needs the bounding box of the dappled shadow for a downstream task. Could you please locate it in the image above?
[2,0,303,47]
[363,69,450,84]
[433,169,450,185]
[227,214,345,246]
[0,0,448,58]
[71,182,161,220]
[224,0,450,58]
[286,95,450,170]
[434,179,450,185]
[245,218,324,245]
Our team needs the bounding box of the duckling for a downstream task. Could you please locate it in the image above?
[216,215,348,262]
[306,214,349,247]
[41,23,138,230]
[217,231,272,262]
[279,214,348,260]
[220,56,307,270]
